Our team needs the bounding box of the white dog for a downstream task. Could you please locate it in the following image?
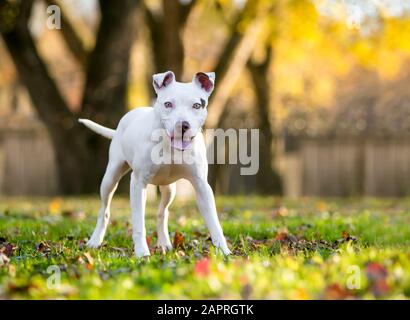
[79,71,231,258]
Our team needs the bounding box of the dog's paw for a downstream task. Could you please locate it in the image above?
[86,236,103,248]
[212,238,231,256]
[156,240,173,251]
[155,242,173,255]
[134,244,151,258]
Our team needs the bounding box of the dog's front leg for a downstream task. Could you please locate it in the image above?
[130,172,150,258]
[191,177,231,255]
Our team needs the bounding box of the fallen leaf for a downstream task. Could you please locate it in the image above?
[83,252,94,265]
[366,262,387,281]
[371,279,390,297]
[194,258,210,277]
[341,230,357,242]
[36,242,51,253]
[366,262,390,297]
[324,283,352,300]
[83,251,94,270]
[146,236,152,247]
[0,242,17,257]
[48,198,62,215]
[173,231,185,249]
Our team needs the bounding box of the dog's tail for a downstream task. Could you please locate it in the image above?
[78,119,115,140]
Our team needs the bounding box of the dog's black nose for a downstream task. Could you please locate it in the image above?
[181,121,190,134]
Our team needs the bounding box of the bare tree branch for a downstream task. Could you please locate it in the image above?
[81,0,139,127]
[44,0,88,65]
[0,0,73,131]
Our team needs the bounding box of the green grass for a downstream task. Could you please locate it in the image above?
[0,196,409,299]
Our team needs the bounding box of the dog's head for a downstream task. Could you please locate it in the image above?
[152,71,215,151]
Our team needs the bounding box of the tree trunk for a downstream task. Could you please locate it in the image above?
[247,48,281,194]
[0,0,139,194]
[144,0,188,80]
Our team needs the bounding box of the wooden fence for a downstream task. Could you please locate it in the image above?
[3,123,410,197]
[0,124,59,195]
[282,138,410,197]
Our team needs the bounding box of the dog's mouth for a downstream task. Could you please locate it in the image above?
[170,135,194,151]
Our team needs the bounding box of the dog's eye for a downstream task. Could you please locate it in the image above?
[164,101,173,108]
[193,103,202,109]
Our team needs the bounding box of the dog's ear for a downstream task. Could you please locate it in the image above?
[153,71,175,93]
[192,72,215,95]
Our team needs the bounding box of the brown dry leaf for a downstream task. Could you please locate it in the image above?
[337,231,357,243]
[173,231,185,249]
[324,283,352,300]
[0,242,17,257]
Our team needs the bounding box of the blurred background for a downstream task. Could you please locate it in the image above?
[0,0,409,198]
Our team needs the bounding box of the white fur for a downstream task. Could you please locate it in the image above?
[80,71,231,258]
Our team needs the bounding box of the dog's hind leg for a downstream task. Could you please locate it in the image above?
[87,160,129,248]
[156,183,176,251]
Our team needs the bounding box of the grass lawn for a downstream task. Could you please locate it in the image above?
[0,196,409,299]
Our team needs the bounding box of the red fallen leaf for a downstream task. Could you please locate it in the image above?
[324,283,352,300]
[194,258,210,277]
[366,262,387,281]
[371,279,390,297]
[146,236,152,247]
[366,262,390,297]
[173,231,185,249]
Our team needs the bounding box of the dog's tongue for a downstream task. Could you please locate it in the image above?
[171,137,191,151]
